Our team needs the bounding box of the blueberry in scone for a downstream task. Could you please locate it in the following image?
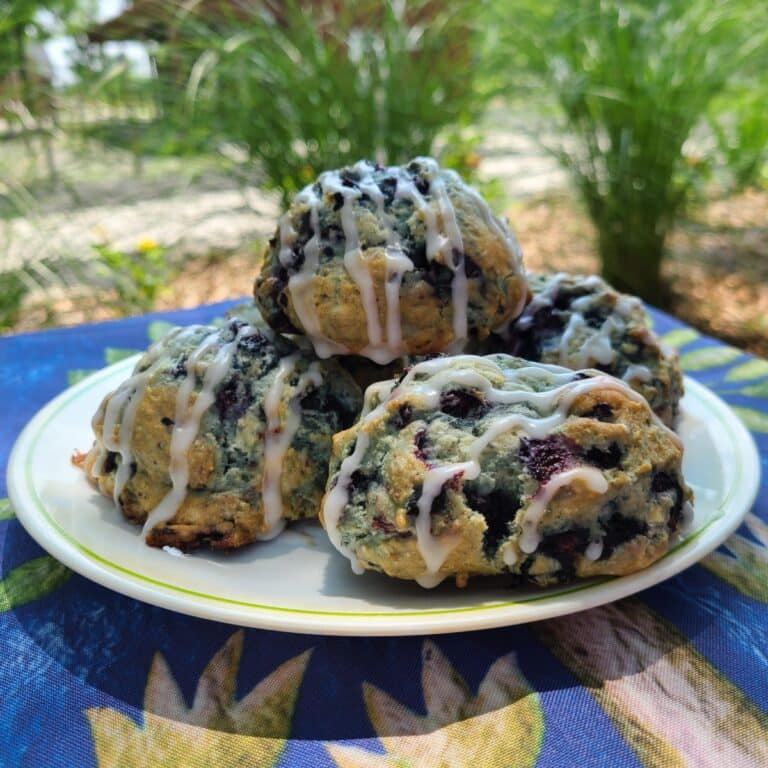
[321,354,691,587]
[254,157,527,363]
[492,272,683,426]
[83,320,362,551]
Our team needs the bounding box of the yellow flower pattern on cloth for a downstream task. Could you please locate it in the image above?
[326,641,543,768]
[85,631,311,768]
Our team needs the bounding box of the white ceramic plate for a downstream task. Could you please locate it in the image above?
[7,356,760,636]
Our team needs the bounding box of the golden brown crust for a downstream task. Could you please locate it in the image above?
[322,356,690,585]
[254,159,526,358]
[84,323,362,552]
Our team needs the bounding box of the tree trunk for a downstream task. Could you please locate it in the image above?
[597,224,667,306]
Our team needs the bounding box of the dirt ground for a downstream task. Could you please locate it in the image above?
[13,188,768,358]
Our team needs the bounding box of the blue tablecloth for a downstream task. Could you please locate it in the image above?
[1,301,767,767]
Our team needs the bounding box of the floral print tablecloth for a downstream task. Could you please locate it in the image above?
[1,300,767,767]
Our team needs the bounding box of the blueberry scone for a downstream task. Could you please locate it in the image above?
[254,157,527,363]
[492,272,683,426]
[321,354,691,587]
[82,320,362,550]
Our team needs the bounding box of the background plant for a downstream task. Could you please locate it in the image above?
[709,81,768,192]
[93,240,172,316]
[491,0,768,303]
[174,0,491,205]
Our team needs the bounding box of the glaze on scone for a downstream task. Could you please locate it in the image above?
[492,272,683,426]
[83,320,362,551]
[254,157,527,363]
[321,354,691,587]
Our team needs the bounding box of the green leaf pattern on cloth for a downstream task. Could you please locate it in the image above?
[737,381,768,398]
[724,359,768,382]
[86,631,311,768]
[104,347,141,365]
[731,406,768,433]
[679,346,742,371]
[67,369,96,386]
[0,555,71,612]
[0,498,14,520]
[659,328,699,349]
[327,641,544,768]
[535,600,768,768]
[147,321,176,343]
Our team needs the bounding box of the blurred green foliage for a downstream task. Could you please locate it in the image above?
[0,271,28,331]
[177,0,492,205]
[92,239,171,315]
[490,0,768,302]
[1,0,768,328]
[710,83,768,192]
[0,1,81,117]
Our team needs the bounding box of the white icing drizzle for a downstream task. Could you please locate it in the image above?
[397,356,681,447]
[680,501,695,533]
[278,215,297,270]
[414,465,468,587]
[519,468,609,554]
[419,159,468,344]
[322,354,681,586]
[322,434,370,575]
[467,182,527,330]
[162,545,185,558]
[321,172,385,356]
[502,545,518,567]
[623,364,653,384]
[615,293,644,319]
[279,192,348,359]
[142,325,256,538]
[383,245,415,358]
[353,159,396,245]
[281,158,521,362]
[259,353,323,539]
[515,273,570,332]
[585,537,605,561]
[360,379,398,418]
[96,326,193,502]
[515,274,670,383]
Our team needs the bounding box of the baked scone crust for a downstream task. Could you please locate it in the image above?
[493,272,684,426]
[84,320,362,551]
[254,158,527,362]
[321,354,690,587]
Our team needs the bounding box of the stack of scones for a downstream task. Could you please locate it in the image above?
[81,158,691,589]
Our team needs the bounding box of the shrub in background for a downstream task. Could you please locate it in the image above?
[710,82,768,192]
[493,0,768,303]
[176,0,491,205]
[0,271,28,331]
[93,239,171,315]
